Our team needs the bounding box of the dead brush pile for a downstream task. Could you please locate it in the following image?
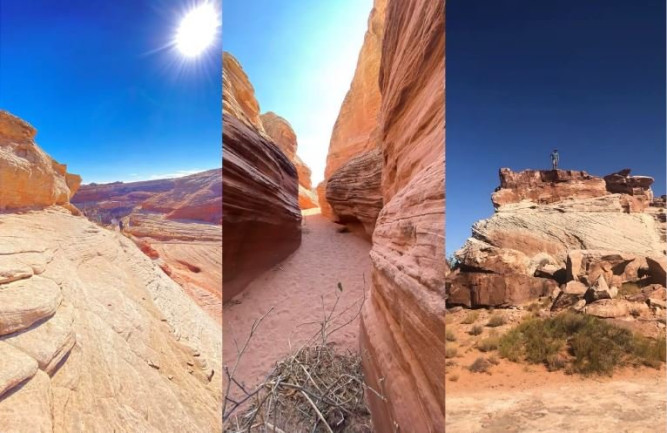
[224,283,375,433]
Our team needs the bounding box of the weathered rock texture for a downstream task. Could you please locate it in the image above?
[0,111,81,210]
[260,112,318,209]
[318,0,387,223]
[0,112,221,432]
[448,168,665,310]
[357,0,446,431]
[71,170,223,322]
[222,52,302,301]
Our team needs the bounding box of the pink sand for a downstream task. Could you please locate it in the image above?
[223,211,371,393]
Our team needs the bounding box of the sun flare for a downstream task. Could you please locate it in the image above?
[175,3,219,58]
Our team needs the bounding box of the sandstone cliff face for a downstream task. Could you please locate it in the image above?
[71,170,223,322]
[260,112,318,209]
[0,111,81,210]
[0,112,221,432]
[448,168,664,309]
[318,0,387,222]
[223,53,302,301]
[359,0,446,431]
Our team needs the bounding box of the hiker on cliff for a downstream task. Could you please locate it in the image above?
[119,219,124,231]
[551,149,559,170]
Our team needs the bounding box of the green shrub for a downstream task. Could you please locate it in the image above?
[445,329,457,342]
[445,345,458,358]
[498,312,666,375]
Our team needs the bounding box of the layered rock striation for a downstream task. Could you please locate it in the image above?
[317,0,387,225]
[72,170,223,322]
[357,0,447,431]
[0,112,222,432]
[222,52,302,301]
[0,111,81,211]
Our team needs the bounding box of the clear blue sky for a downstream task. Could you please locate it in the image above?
[447,0,666,254]
[223,0,372,185]
[0,0,221,184]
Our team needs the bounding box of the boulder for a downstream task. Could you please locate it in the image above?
[0,111,81,210]
[563,280,587,296]
[585,299,647,318]
[584,275,617,303]
[646,255,666,285]
[566,250,638,286]
[448,272,557,308]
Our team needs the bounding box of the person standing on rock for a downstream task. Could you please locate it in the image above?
[119,219,124,232]
[551,149,559,170]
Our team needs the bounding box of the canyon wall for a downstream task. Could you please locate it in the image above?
[0,112,222,432]
[72,170,223,322]
[222,52,302,301]
[317,0,387,227]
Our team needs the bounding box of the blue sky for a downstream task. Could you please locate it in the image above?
[223,0,372,185]
[0,0,221,184]
[447,0,666,254]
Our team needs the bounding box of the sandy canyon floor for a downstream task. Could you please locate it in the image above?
[445,308,666,432]
[223,210,371,394]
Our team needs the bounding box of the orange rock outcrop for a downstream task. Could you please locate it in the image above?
[0,111,81,210]
[317,0,387,223]
[222,52,302,301]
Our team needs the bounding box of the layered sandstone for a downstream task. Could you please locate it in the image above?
[0,111,81,210]
[260,112,318,209]
[318,0,387,221]
[71,170,223,322]
[0,112,221,432]
[448,168,665,309]
[359,0,446,431]
[222,52,302,301]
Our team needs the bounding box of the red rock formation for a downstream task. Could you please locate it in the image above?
[359,0,446,431]
[222,52,302,302]
[260,112,318,209]
[325,149,383,236]
[318,0,387,220]
[0,111,81,210]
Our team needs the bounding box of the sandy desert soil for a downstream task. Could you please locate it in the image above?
[445,308,666,432]
[223,210,371,395]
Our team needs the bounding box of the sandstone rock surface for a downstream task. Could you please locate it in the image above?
[0,111,81,210]
[319,0,387,221]
[223,52,302,301]
[358,0,446,431]
[72,170,223,322]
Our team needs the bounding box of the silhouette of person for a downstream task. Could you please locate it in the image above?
[551,149,559,170]
[119,219,124,231]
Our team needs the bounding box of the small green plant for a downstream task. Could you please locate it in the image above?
[477,335,500,352]
[498,312,666,375]
[462,311,480,325]
[618,282,642,298]
[469,325,483,336]
[445,345,458,358]
[468,357,491,373]
[487,314,506,328]
[446,329,457,342]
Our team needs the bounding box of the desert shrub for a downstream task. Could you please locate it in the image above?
[448,374,459,382]
[487,314,506,328]
[461,311,479,324]
[619,282,642,298]
[498,312,666,375]
[468,325,483,336]
[488,354,500,365]
[468,357,491,373]
[445,328,457,342]
[445,345,458,358]
[477,335,500,352]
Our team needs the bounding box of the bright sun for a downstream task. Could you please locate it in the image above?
[175,3,219,58]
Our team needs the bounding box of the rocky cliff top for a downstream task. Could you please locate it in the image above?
[492,168,654,211]
[0,110,81,210]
